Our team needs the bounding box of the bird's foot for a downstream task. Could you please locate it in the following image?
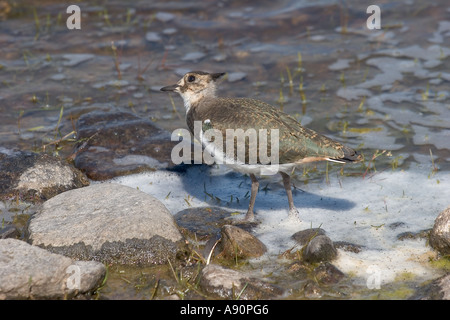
[288,207,301,223]
[231,210,259,226]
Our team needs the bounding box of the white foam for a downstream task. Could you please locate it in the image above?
[109,164,448,287]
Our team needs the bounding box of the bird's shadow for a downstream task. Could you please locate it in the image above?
[168,164,356,213]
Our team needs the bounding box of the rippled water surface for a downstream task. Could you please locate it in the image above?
[1,0,449,300]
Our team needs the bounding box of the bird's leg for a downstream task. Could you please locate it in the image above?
[280,171,300,221]
[244,173,259,221]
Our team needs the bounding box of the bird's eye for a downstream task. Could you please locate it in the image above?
[187,75,196,82]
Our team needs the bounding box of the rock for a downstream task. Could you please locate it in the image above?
[199,264,283,299]
[397,230,430,241]
[334,241,364,253]
[292,228,326,245]
[145,32,161,42]
[409,273,450,300]
[227,72,247,82]
[73,110,179,180]
[303,280,322,299]
[313,262,345,285]
[62,54,95,67]
[0,149,89,202]
[28,183,187,265]
[0,239,105,299]
[181,52,206,62]
[0,225,19,239]
[286,261,309,279]
[174,206,233,239]
[429,207,450,255]
[218,225,267,259]
[302,235,338,264]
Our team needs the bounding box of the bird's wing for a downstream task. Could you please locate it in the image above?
[190,98,360,165]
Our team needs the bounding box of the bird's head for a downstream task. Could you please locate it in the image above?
[161,71,225,111]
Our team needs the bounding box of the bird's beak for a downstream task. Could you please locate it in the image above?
[160,84,180,92]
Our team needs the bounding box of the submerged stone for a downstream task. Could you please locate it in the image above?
[199,264,283,299]
[73,110,178,180]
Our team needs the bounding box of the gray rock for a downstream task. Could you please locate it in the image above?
[0,239,105,299]
[28,183,187,265]
[292,228,326,245]
[174,206,233,238]
[62,54,95,67]
[409,273,450,300]
[0,149,89,202]
[145,32,161,42]
[430,207,450,255]
[227,72,247,82]
[199,264,283,299]
[219,225,267,259]
[313,262,345,285]
[73,110,178,180]
[181,52,206,62]
[302,235,338,263]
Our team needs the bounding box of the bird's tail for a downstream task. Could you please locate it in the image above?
[327,146,363,164]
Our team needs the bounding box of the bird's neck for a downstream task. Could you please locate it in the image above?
[182,85,217,113]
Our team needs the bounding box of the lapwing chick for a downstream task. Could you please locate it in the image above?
[161,71,362,222]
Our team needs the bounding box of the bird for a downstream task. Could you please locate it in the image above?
[161,71,362,222]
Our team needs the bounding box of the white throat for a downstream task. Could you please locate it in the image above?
[180,84,217,113]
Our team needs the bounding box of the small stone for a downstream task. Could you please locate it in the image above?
[181,52,206,62]
[174,207,233,239]
[292,228,326,245]
[219,225,267,259]
[429,207,450,255]
[227,72,247,82]
[313,262,345,285]
[302,235,338,263]
[199,264,283,299]
[155,12,175,23]
[62,54,95,67]
[334,241,363,253]
[303,280,322,299]
[145,32,161,42]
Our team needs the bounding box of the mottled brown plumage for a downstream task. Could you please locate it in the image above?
[161,71,362,222]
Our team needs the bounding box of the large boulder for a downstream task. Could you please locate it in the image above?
[0,239,105,299]
[28,183,187,265]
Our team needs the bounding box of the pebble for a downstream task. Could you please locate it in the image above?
[62,54,95,67]
[145,32,161,42]
[181,52,206,62]
[218,225,267,259]
[302,235,338,264]
[199,264,283,299]
[227,72,247,82]
[429,207,450,255]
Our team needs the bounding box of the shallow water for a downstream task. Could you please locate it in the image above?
[1,0,449,299]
